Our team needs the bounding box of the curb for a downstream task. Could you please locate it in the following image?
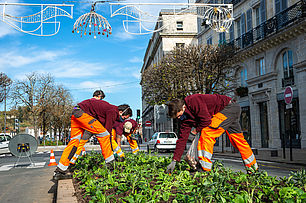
[57,179,77,203]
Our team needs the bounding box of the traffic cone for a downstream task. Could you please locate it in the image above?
[48,149,57,166]
[81,147,86,156]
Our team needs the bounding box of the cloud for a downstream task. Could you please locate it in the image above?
[78,80,128,93]
[113,28,135,40]
[0,0,25,38]
[0,48,65,69]
[129,56,142,63]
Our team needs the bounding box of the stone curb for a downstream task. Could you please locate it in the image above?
[57,179,77,203]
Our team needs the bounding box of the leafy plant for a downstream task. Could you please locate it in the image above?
[72,152,306,202]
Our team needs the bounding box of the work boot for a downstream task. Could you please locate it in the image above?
[53,167,72,180]
[117,156,125,162]
[105,160,115,171]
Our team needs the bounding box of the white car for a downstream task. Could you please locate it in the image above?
[147,132,178,152]
[0,134,12,154]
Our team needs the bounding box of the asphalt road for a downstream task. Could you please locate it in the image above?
[0,148,305,202]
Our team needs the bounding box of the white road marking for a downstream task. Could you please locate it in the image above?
[0,162,46,171]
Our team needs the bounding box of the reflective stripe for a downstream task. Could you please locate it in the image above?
[57,162,68,171]
[73,154,79,160]
[243,154,255,165]
[113,146,120,153]
[132,147,139,152]
[247,162,258,170]
[199,160,212,170]
[71,134,81,141]
[105,154,115,163]
[133,151,138,155]
[117,151,124,157]
[96,131,109,138]
[70,159,76,164]
[198,150,212,160]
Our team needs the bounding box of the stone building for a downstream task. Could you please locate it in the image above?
[140,9,198,141]
[197,0,306,151]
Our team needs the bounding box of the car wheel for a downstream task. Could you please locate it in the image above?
[154,145,159,153]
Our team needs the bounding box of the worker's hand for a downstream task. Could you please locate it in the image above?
[166,160,177,174]
[191,129,197,135]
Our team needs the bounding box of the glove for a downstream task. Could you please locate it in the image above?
[166,160,177,174]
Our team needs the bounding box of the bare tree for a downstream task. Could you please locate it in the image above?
[0,73,12,103]
[10,72,54,140]
[141,44,235,105]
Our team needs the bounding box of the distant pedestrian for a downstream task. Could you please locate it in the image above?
[166,94,258,174]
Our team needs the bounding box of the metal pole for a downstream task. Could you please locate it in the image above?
[4,85,6,135]
[289,107,293,161]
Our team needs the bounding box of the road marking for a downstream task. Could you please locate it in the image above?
[0,162,46,171]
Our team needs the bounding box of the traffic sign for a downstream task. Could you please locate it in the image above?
[284,86,293,104]
[145,121,152,127]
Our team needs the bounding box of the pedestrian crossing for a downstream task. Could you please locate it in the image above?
[0,162,46,171]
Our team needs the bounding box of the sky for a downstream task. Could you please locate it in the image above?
[0,0,188,119]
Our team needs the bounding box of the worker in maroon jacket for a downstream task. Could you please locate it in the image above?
[53,96,132,180]
[166,94,258,174]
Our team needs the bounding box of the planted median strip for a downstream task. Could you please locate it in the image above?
[71,152,306,202]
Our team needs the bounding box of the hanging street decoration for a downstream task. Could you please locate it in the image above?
[0,2,73,36]
[72,1,113,38]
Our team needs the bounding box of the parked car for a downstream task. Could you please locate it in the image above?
[0,134,12,154]
[147,132,178,153]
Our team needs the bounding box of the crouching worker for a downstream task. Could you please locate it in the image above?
[166,94,258,174]
[122,119,139,155]
[53,98,132,180]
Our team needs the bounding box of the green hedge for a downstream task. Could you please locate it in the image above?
[72,152,306,202]
[39,140,64,146]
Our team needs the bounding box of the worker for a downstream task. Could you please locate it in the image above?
[53,97,132,180]
[166,94,258,174]
[122,119,140,154]
[93,89,105,100]
[112,119,139,157]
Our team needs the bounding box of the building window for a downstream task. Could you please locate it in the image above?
[241,67,247,87]
[229,24,234,42]
[246,9,253,31]
[255,7,261,26]
[275,0,287,14]
[237,18,241,37]
[219,32,226,44]
[256,58,265,75]
[260,0,266,22]
[207,36,212,45]
[176,21,183,31]
[176,43,185,49]
[283,50,293,79]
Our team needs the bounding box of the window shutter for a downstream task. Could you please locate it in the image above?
[246,9,253,31]
[275,0,280,14]
[260,0,266,22]
[241,13,246,34]
[229,24,234,41]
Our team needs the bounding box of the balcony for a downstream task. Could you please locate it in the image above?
[229,0,305,51]
[282,76,295,87]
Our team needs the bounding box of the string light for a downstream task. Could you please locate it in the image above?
[72,1,112,38]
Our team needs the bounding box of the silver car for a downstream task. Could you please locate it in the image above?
[0,134,12,154]
[147,132,178,153]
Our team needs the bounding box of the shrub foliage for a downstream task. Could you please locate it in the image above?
[73,152,306,203]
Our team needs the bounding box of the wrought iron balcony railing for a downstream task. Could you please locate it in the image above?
[229,0,305,51]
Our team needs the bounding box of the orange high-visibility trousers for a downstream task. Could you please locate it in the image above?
[197,102,258,173]
[111,129,125,157]
[126,134,139,154]
[58,108,114,171]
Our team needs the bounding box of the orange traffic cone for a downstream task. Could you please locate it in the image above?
[48,149,57,166]
[81,147,86,156]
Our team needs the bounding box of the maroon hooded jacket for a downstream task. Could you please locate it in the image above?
[173,94,231,162]
[78,98,119,133]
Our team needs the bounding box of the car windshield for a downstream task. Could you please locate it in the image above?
[159,133,176,138]
[0,135,8,142]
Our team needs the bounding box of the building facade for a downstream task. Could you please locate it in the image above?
[140,9,198,141]
[197,0,306,150]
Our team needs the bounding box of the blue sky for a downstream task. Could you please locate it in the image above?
[0,0,188,119]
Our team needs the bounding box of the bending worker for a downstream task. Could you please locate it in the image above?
[166,94,258,174]
[54,95,132,180]
[112,119,140,156]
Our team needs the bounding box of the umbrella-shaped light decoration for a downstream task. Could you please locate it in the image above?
[72,2,112,38]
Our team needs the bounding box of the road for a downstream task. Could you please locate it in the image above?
[0,147,305,202]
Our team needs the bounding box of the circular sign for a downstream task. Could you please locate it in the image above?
[284,86,293,104]
[145,121,152,127]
